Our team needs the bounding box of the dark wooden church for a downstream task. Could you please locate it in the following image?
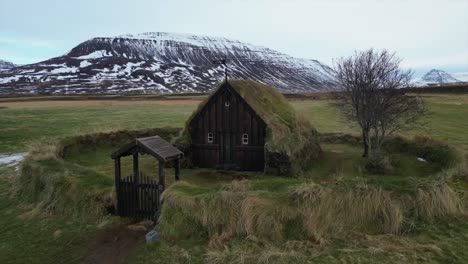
[188,80,266,171]
[183,80,321,174]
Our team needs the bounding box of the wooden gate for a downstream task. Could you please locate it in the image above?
[116,172,160,221]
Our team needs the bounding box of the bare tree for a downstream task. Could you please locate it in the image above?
[334,49,426,158]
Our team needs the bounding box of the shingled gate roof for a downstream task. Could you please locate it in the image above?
[111,136,183,162]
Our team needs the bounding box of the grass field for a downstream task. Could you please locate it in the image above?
[1,94,467,154]
[0,104,193,153]
[0,94,467,263]
[0,166,115,264]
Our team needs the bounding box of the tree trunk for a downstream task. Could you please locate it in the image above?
[375,135,381,157]
[362,129,370,157]
[373,126,384,157]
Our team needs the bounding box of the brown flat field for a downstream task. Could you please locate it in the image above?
[0,92,337,109]
[0,99,203,109]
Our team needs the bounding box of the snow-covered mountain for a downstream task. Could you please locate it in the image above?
[414,69,461,86]
[0,59,17,72]
[0,32,337,95]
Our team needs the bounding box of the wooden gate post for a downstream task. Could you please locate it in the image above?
[158,160,165,192]
[133,152,139,216]
[114,157,121,215]
[133,152,139,179]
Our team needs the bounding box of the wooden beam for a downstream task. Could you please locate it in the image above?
[175,158,180,181]
[133,152,139,181]
[133,152,139,215]
[114,157,121,215]
[159,160,165,193]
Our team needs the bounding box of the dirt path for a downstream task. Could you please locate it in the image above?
[82,222,152,264]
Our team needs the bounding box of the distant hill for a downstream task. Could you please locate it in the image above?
[414,69,461,86]
[0,59,17,72]
[0,32,337,95]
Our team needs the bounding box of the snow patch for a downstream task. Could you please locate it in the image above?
[50,67,78,74]
[80,60,92,68]
[56,75,77,80]
[75,50,112,59]
[0,76,20,84]
[0,153,26,169]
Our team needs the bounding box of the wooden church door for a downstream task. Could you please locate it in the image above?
[220,91,234,168]
[223,132,233,164]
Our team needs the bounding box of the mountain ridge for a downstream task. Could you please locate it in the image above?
[0,59,17,72]
[0,32,337,95]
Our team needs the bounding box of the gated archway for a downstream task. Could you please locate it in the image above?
[111,136,183,220]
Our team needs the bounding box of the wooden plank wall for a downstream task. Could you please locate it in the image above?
[190,87,266,171]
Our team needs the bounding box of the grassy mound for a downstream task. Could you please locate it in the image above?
[159,178,465,246]
[321,133,466,169]
[12,127,181,220]
[58,127,180,159]
[12,142,112,220]
[179,80,321,175]
[159,134,467,246]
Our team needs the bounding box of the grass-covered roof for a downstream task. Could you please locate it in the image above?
[226,80,310,152]
[182,80,321,175]
[186,79,299,141]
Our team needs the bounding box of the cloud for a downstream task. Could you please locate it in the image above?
[0,0,466,69]
[0,48,49,65]
[401,53,468,69]
[0,36,57,49]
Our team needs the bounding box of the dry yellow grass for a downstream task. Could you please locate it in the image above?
[415,183,465,219]
[159,178,465,247]
[293,182,404,241]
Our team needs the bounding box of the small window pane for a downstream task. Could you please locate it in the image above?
[207,132,214,143]
[242,133,248,145]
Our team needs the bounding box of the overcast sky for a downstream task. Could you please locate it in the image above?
[1,0,467,76]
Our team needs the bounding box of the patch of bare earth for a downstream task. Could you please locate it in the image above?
[82,221,153,264]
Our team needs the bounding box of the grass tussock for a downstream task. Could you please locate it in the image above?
[160,180,296,247]
[26,140,61,161]
[11,141,113,221]
[292,182,404,241]
[415,183,465,220]
[159,178,465,246]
